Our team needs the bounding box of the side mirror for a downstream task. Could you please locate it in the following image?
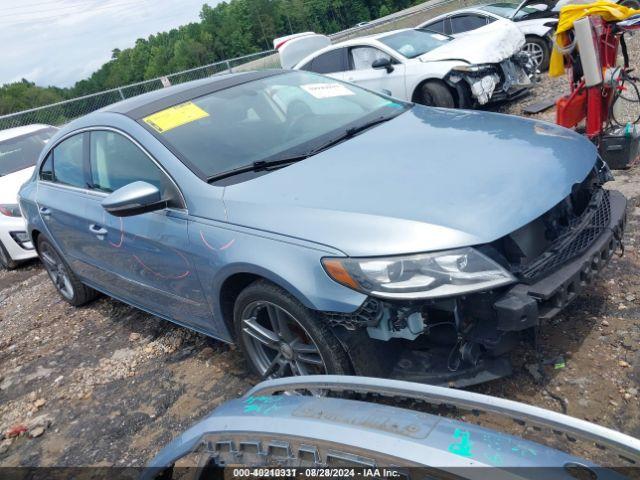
[101,181,165,217]
[372,57,394,73]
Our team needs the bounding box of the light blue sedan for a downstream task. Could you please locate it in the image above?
[18,70,626,386]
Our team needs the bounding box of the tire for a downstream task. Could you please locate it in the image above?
[233,279,352,379]
[524,36,550,72]
[417,81,455,108]
[0,241,18,270]
[37,236,99,307]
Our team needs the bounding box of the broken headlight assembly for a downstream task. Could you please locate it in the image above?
[322,248,515,300]
[451,64,494,74]
[0,204,22,217]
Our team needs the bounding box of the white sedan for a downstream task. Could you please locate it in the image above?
[417,1,558,71]
[277,24,535,109]
[0,124,57,269]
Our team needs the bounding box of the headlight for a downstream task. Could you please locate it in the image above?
[451,64,494,73]
[0,204,22,217]
[322,248,515,299]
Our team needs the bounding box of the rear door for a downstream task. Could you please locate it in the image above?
[449,13,493,36]
[299,47,349,81]
[344,46,407,98]
[81,129,212,329]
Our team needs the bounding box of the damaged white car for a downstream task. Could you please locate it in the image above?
[276,22,535,108]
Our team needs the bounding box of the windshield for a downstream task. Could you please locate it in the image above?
[378,30,450,59]
[0,127,57,176]
[141,71,408,179]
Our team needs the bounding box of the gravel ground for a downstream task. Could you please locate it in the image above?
[2,50,640,469]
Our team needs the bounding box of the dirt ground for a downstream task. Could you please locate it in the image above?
[2,52,640,471]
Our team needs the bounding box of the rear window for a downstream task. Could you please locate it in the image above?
[0,127,57,176]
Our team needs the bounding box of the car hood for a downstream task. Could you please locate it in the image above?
[419,19,525,64]
[0,167,34,204]
[224,107,597,257]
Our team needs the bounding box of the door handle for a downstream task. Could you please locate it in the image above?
[89,224,108,237]
[39,207,51,217]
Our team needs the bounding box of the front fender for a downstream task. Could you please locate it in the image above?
[189,219,368,341]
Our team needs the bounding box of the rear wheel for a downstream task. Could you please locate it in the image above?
[416,81,455,108]
[234,280,351,379]
[0,241,18,270]
[524,36,550,71]
[37,236,98,306]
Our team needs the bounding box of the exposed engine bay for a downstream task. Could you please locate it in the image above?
[447,51,537,105]
[324,159,626,387]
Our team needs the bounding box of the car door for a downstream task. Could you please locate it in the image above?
[80,129,212,330]
[299,47,349,81]
[449,13,493,36]
[343,46,407,99]
[37,132,99,276]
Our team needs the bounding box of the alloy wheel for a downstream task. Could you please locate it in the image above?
[40,244,74,300]
[240,301,327,379]
[523,41,544,69]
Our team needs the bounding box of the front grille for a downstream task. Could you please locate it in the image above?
[520,189,611,281]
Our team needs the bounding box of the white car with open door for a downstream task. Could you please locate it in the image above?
[276,24,535,109]
[417,1,558,71]
[0,124,57,269]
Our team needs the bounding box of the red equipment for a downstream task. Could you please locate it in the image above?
[555,16,622,138]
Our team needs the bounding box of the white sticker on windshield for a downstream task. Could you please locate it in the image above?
[431,33,449,41]
[301,83,355,99]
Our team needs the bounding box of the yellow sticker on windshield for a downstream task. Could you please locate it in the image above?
[143,102,209,133]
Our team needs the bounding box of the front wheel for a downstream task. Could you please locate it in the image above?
[416,81,455,108]
[234,280,352,379]
[524,36,550,72]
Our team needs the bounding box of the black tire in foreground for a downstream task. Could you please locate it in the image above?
[0,241,18,270]
[417,80,456,108]
[234,279,352,379]
[37,236,99,306]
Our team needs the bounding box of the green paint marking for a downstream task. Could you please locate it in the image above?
[243,395,284,415]
[448,429,474,458]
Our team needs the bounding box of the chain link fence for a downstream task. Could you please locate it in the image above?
[0,50,277,131]
[0,0,482,131]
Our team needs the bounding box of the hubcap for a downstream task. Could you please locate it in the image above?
[524,42,544,68]
[241,301,327,379]
[40,244,74,300]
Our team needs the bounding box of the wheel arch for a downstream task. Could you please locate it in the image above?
[216,266,317,342]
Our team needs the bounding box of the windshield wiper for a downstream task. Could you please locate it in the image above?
[304,115,394,157]
[206,156,308,183]
[206,115,394,183]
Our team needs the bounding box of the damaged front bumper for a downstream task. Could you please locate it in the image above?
[448,52,536,106]
[325,188,626,388]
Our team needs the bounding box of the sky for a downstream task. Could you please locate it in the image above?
[1,0,217,88]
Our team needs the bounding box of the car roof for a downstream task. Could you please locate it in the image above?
[101,70,287,119]
[0,124,55,143]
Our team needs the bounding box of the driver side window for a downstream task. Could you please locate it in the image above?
[88,130,181,208]
[350,47,392,70]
